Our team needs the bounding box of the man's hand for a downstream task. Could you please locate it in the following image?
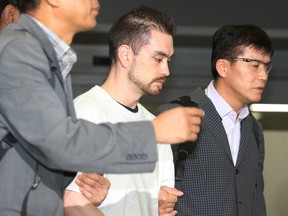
[158,186,183,216]
[153,107,204,144]
[76,173,111,206]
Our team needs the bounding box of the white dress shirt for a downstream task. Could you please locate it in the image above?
[205,81,249,165]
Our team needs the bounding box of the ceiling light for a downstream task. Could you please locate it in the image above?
[250,104,288,112]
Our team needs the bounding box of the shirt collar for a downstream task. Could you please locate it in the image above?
[27,15,77,77]
[205,80,249,121]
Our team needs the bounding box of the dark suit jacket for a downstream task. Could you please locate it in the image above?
[0,14,157,216]
[155,87,266,216]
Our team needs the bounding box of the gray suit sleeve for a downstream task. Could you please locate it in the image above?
[0,33,157,174]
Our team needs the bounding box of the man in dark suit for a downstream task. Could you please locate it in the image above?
[0,0,204,215]
[155,25,274,216]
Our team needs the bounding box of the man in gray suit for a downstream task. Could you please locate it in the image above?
[0,0,204,215]
[155,25,274,215]
[1,0,110,208]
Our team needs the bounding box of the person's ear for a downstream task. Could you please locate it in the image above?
[216,59,229,78]
[117,45,133,68]
[2,5,19,26]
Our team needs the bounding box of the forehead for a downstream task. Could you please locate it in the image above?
[143,29,174,56]
[240,46,271,61]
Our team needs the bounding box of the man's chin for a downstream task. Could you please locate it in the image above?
[146,90,161,96]
[249,96,262,104]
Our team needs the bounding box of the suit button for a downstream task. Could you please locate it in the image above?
[126,153,148,160]
[235,169,240,174]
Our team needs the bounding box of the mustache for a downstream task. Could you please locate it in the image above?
[153,76,167,83]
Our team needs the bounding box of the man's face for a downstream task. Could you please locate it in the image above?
[61,0,100,32]
[128,30,174,96]
[222,46,271,107]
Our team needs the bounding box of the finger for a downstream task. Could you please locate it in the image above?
[159,205,172,214]
[78,181,109,206]
[80,173,111,188]
[166,211,177,216]
[79,186,93,199]
[186,107,205,118]
[76,175,100,189]
[76,173,110,190]
[82,172,103,179]
[77,180,102,195]
[79,186,107,206]
[161,186,184,196]
[190,124,201,134]
[76,176,107,195]
[160,209,177,216]
[159,203,176,210]
[159,188,179,208]
[189,115,202,125]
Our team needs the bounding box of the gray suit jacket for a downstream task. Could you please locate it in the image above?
[0,14,157,216]
[155,87,266,216]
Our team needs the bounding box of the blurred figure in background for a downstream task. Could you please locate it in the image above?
[0,0,20,31]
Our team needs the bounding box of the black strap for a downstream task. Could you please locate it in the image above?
[170,96,198,181]
[0,133,17,161]
[2,132,17,147]
[21,163,42,216]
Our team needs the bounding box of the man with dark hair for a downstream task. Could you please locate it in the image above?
[0,0,204,215]
[65,5,184,216]
[155,24,274,216]
[0,0,20,31]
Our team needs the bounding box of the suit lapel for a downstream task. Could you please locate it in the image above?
[16,14,64,88]
[236,115,253,166]
[11,15,77,118]
[191,88,234,163]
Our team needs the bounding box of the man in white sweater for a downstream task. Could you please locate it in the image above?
[64,5,203,216]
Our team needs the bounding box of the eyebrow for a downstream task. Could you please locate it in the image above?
[154,51,174,59]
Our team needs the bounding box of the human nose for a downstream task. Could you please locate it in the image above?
[161,62,170,76]
[258,67,269,81]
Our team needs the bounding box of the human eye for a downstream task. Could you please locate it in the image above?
[251,63,260,68]
[154,57,163,63]
[249,61,261,71]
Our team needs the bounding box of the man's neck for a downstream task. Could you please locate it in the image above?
[101,75,142,109]
[27,12,74,45]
